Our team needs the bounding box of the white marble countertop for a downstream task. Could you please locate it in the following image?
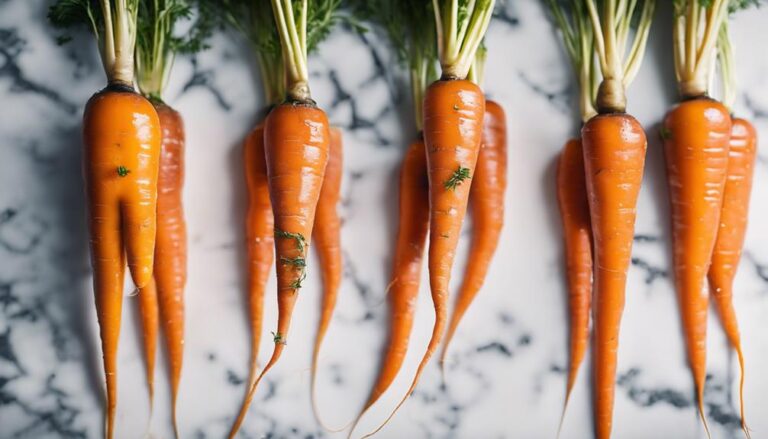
[2,1,768,438]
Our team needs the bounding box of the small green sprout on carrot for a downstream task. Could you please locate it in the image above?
[272,331,286,345]
[444,166,472,191]
[117,166,130,177]
[275,229,307,252]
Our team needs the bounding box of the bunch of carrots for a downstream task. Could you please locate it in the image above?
[43,0,762,438]
[547,1,759,438]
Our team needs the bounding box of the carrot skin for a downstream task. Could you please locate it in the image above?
[310,127,343,424]
[581,113,646,439]
[138,278,159,406]
[359,138,430,418]
[83,86,161,439]
[707,117,757,431]
[556,138,593,404]
[663,97,732,427]
[440,99,507,364]
[152,103,187,433]
[228,103,330,438]
[243,122,274,388]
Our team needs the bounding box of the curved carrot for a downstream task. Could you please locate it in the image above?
[228,102,330,437]
[310,127,344,428]
[582,113,646,439]
[137,277,159,409]
[708,117,756,435]
[84,84,161,439]
[361,78,485,437]
[242,121,274,391]
[555,138,592,409]
[663,97,732,431]
[440,99,507,366]
[348,137,430,435]
[151,102,188,435]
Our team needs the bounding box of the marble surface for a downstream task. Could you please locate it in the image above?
[2,1,768,438]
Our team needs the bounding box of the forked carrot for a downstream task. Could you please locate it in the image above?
[310,127,345,428]
[665,2,732,434]
[581,2,654,438]
[50,2,162,437]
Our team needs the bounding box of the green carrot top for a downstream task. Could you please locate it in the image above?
[134,0,213,100]
[357,0,438,131]
[49,0,140,86]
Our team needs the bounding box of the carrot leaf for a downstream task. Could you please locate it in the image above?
[434,0,497,79]
[280,256,307,268]
[135,0,214,100]
[117,166,131,176]
[49,0,141,85]
[543,0,597,121]
[275,229,307,253]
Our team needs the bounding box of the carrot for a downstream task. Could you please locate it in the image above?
[543,4,597,428]
[137,277,159,407]
[310,127,344,427]
[665,2,733,434]
[151,102,188,434]
[354,2,494,437]
[580,2,654,438]
[706,23,757,437]
[439,97,507,366]
[132,3,210,434]
[228,2,342,436]
[708,116,756,431]
[50,2,162,437]
[346,2,436,435]
[348,138,430,435]
[242,122,274,390]
[555,138,592,407]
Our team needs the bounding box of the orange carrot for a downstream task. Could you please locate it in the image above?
[138,277,159,407]
[582,112,646,439]
[242,122,274,390]
[555,138,592,407]
[228,101,330,437]
[310,127,344,427]
[348,138,430,433]
[578,2,654,437]
[151,102,188,434]
[84,84,161,439]
[440,99,507,365]
[708,117,756,433]
[663,97,732,431]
